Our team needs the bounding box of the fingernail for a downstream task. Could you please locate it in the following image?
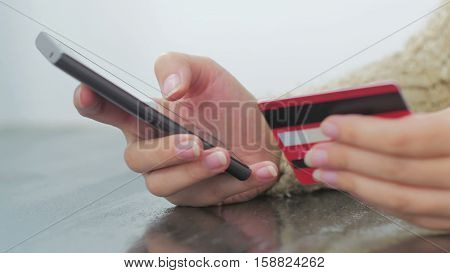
[321,121,339,139]
[255,165,278,181]
[162,74,181,98]
[175,140,200,160]
[313,169,338,186]
[304,149,328,167]
[204,151,227,170]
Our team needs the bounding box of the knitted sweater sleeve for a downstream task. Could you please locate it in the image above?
[267,3,450,197]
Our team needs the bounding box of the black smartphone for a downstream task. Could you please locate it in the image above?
[35,31,251,181]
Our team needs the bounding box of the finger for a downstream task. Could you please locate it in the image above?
[305,143,450,189]
[154,52,219,100]
[144,147,231,198]
[320,111,450,157]
[149,160,278,206]
[214,161,278,199]
[74,84,155,140]
[312,169,450,218]
[221,185,272,205]
[74,84,130,127]
[124,134,202,173]
[166,161,278,206]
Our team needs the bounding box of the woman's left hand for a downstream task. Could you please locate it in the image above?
[304,107,450,230]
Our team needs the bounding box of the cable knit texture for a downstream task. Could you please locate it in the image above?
[267,3,450,197]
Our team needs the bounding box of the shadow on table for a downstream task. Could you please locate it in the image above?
[128,190,450,253]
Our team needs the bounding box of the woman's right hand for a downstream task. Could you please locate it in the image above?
[73,52,280,207]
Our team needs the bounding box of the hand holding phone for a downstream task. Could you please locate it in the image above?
[36,33,280,206]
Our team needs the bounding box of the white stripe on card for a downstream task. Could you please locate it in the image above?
[277,127,330,146]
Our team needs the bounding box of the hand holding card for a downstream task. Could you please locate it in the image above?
[258,83,411,185]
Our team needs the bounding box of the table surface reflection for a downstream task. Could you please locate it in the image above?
[1,127,449,252]
[129,194,450,253]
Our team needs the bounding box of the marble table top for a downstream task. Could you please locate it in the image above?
[1,126,448,252]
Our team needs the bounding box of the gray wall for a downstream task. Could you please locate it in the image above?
[0,0,438,127]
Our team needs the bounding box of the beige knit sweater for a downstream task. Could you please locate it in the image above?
[267,2,450,197]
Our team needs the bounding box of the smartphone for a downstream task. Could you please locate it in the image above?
[35,31,251,181]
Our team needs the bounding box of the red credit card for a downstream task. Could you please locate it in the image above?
[258,83,411,185]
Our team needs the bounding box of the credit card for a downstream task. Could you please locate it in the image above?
[258,83,411,185]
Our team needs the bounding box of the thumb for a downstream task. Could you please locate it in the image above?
[154,52,218,101]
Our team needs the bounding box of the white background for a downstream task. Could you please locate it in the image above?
[0,0,440,127]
